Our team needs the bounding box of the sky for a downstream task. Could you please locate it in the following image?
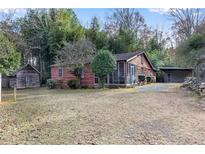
[73,8,172,32]
[0,8,172,33]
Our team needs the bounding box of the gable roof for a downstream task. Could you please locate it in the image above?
[115,51,143,61]
[13,64,40,75]
[51,51,156,71]
[115,51,156,71]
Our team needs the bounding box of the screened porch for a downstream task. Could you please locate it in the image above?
[95,62,138,85]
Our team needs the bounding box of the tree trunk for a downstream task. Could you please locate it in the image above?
[100,77,105,89]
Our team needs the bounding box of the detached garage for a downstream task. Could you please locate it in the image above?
[160,67,193,83]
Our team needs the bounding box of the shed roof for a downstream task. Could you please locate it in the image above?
[159,67,193,71]
[12,64,40,76]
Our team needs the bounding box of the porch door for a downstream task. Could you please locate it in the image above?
[118,62,125,84]
[131,65,135,84]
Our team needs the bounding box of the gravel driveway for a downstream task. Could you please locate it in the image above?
[136,83,179,92]
[0,85,205,144]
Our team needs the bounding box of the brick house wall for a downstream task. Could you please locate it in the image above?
[129,53,156,81]
[51,65,76,81]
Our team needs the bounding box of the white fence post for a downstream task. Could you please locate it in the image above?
[0,73,1,102]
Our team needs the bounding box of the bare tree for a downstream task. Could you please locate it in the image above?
[56,39,95,83]
[56,39,95,68]
[105,9,145,36]
[169,8,205,41]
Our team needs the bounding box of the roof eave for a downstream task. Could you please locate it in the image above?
[126,51,144,62]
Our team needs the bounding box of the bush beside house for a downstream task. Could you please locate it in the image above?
[47,79,57,89]
[67,79,80,89]
[91,50,116,88]
[146,76,152,83]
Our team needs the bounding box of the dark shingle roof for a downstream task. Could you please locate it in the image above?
[114,51,143,61]
[159,67,193,70]
[51,51,156,70]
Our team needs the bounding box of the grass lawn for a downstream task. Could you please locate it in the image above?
[0,84,205,144]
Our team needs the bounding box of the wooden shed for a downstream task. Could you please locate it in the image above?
[3,64,41,89]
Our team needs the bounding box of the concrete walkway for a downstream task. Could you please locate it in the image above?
[136,83,181,92]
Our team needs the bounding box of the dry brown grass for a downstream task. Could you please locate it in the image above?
[0,85,205,144]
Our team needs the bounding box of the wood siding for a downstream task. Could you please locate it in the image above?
[16,66,40,89]
[51,53,156,87]
[51,64,95,87]
[3,64,40,89]
[81,64,95,87]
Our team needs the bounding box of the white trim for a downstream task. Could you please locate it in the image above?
[126,51,143,62]
[127,52,156,71]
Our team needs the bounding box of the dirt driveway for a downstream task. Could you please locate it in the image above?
[0,84,205,144]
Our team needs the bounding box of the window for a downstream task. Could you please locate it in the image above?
[58,67,63,77]
[81,69,84,79]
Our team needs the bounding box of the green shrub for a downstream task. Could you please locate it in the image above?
[68,79,80,89]
[146,76,152,83]
[138,75,145,82]
[47,79,57,89]
[91,50,116,88]
[81,85,89,89]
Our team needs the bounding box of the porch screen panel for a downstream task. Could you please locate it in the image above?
[113,69,118,83]
[109,73,113,84]
[118,62,125,84]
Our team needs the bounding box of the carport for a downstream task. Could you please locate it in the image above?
[159,67,193,83]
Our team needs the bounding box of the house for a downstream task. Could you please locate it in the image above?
[51,51,156,88]
[159,67,193,83]
[2,64,40,89]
